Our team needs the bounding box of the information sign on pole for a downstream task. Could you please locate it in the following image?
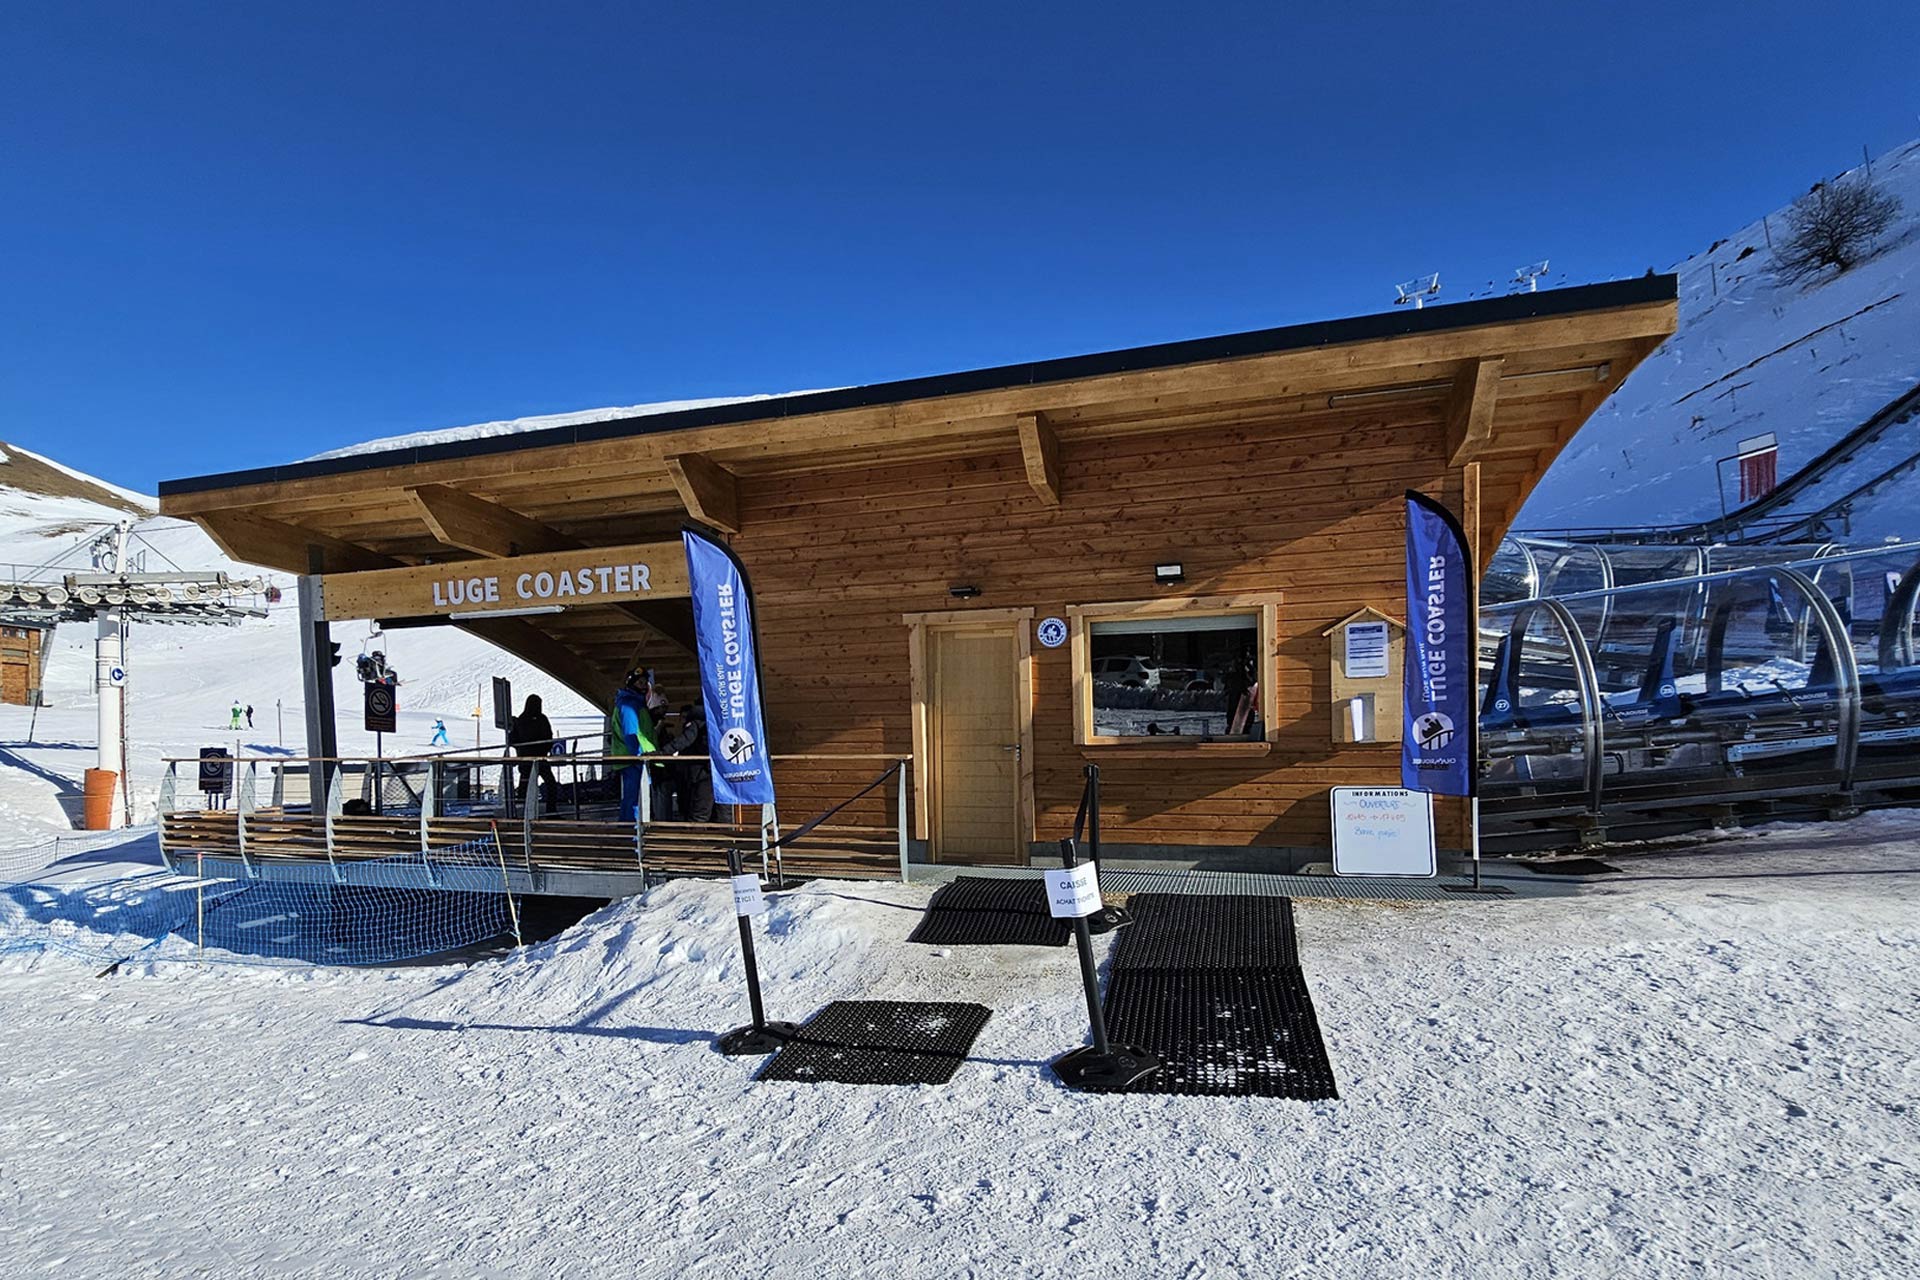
[492,677,513,732]
[364,682,397,734]
[1043,862,1102,918]
[730,873,768,917]
[198,747,233,797]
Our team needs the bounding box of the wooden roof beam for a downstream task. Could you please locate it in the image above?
[666,453,741,533]
[404,484,692,654]
[1017,413,1063,506]
[194,510,400,576]
[453,616,622,706]
[406,484,581,558]
[1446,357,1504,466]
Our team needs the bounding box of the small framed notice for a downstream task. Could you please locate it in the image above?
[1330,787,1436,877]
[1043,863,1102,918]
[730,873,768,917]
[1344,620,1390,679]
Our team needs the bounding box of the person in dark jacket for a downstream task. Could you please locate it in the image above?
[509,694,559,811]
[662,703,714,823]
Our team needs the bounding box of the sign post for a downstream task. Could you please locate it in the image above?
[1077,764,1131,935]
[715,846,799,1056]
[491,677,512,735]
[1403,490,1493,893]
[684,527,776,808]
[1048,837,1161,1091]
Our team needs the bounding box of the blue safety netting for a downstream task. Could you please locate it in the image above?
[0,838,518,968]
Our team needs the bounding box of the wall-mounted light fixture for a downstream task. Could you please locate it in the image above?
[949,584,982,600]
[1154,563,1185,586]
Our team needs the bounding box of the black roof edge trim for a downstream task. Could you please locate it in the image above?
[160,274,1676,498]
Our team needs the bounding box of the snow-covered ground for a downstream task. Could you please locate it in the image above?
[2,812,1917,1277]
[1523,137,1920,541]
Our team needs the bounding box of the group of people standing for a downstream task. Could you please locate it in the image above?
[505,667,713,823]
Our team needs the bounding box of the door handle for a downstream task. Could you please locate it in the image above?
[1001,743,1022,759]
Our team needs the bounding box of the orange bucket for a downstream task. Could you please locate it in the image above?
[83,768,119,831]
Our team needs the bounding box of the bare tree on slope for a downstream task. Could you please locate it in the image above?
[1775,174,1904,283]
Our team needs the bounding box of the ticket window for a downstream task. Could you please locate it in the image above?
[1324,608,1404,745]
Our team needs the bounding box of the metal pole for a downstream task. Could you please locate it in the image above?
[1081,764,1130,934]
[1048,836,1159,1090]
[1472,794,1482,891]
[1062,839,1112,1057]
[1087,765,1102,875]
[896,759,910,884]
[715,846,798,1055]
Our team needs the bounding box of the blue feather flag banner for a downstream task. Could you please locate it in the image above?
[683,529,776,806]
[1402,490,1475,797]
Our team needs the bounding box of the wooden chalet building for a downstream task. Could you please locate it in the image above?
[159,278,1677,877]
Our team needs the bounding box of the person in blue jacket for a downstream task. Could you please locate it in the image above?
[612,669,659,822]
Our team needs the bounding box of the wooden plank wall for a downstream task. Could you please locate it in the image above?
[735,405,1465,852]
[0,631,42,707]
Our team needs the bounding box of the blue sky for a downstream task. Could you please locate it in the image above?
[3,1,1917,491]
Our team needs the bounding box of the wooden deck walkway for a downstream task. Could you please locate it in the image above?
[157,752,910,895]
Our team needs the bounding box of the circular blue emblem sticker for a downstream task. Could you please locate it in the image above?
[1036,617,1068,648]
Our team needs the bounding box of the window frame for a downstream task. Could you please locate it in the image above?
[1067,594,1282,754]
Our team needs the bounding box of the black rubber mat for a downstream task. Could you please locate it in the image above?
[1096,970,1337,1100]
[1517,857,1624,876]
[759,1000,992,1085]
[907,876,1070,947]
[1109,893,1300,972]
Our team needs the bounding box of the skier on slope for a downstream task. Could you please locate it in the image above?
[430,718,450,747]
[229,701,243,731]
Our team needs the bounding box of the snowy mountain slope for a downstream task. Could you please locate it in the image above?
[0,455,597,846]
[0,440,153,519]
[1521,137,1920,540]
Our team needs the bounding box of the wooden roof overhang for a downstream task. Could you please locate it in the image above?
[159,277,1677,700]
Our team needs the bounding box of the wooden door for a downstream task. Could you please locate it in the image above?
[929,626,1023,864]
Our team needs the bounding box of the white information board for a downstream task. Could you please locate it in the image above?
[1343,620,1390,679]
[1330,787,1436,877]
[730,873,768,917]
[1043,863,1102,918]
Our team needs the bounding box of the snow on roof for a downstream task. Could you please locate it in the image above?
[302,392,824,463]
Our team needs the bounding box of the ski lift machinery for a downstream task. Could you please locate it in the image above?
[1393,273,1442,309]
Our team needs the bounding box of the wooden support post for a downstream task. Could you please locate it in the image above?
[1445,357,1504,466]
[1017,413,1063,506]
[298,567,338,825]
[666,453,742,533]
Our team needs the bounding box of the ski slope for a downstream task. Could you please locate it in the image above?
[0,465,597,850]
[1522,137,1920,541]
